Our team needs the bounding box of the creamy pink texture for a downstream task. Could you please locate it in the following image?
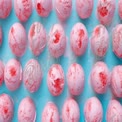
[14,0,32,22]
[0,94,14,122]
[0,0,12,19]
[9,23,27,57]
[112,24,122,58]
[76,0,93,19]
[91,24,109,57]
[35,0,52,17]
[48,24,66,58]
[0,60,4,86]
[90,61,110,94]
[106,99,122,122]
[70,23,88,56]
[55,0,72,21]
[18,97,36,122]
[23,59,42,93]
[97,0,115,26]
[111,65,122,98]
[84,97,103,122]
[47,64,64,96]
[42,102,59,122]
[0,27,2,45]
[67,63,84,95]
[62,98,80,122]
[28,22,47,56]
[4,59,22,91]
[119,0,122,19]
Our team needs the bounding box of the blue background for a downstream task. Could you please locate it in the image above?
[0,0,122,122]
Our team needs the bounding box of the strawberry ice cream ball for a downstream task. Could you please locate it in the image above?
[76,0,93,19]
[70,23,88,56]
[119,0,122,19]
[112,24,122,58]
[67,63,84,96]
[28,22,47,56]
[0,0,12,19]
[9,23,27,57]
[14,0,32,22]
[62,98,80,122]
[23,59,42,93]
[35,0,52,17]
[106,99,122,122]
[18,97,36,122]
[91,24,109,57]
[42,102,59,122]
[47,64,64,96]
[55,0,72,21]
[4,59,22,91]
[0,61,4,86]
[84,97,103,122]
[111,65,122,98]
[0,94,14,122]
[97,0,115,26]
[48,24,66,58]
[90,62,109,94]
[0,27,2,45]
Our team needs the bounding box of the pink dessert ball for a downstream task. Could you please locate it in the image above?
[84,97,103,122]
[0,61,4,86]
[97,0,115,26]
[0,0,12,19]
[55,0,72,21]
[91,24,109,57]
[112,24,122,58]
[119,0,122,19]
[14,0,32,22]
[0,27,2,45]
[70,23,88,56]
[106,99,122,122]
[18,97,36,122]
[35,0,52,17]
[90,61,110,94]
[0,94,14,122]
[62,98,80,122]
[67,63,84,95]
[23,59,42,93]
[111,65,122,98]
[76,0,93,19]
[9,23,27,57]
[48,24,66,58]
[4,59,22,91]
[28,22,47,56]
[47,64,64,96]
[42,102,59,122]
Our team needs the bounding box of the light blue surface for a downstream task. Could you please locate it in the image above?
[0,0,122,122]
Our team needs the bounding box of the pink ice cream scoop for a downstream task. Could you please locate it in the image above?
[111,65,122,98]
[14,0,32,22]
[35,0,52,17]
[91,24,109,57]
[62,98,80,122]
[112,24,122,58]
[106,99,122,122]
[47,64,65,96]
[0,0,12,19]
[0,61,4,86]
[9,23,27,57]
[67,63,84,96]
[4,59,22,91]
[48,24,66,58]
[0,27,2,45]
[119,0,122,19]
[76,0,93,19]
[84,97,103,122]
[97,0,115,26]
[0,94,14,122]
[90,61,110,94]
[70,23,88,56]
[28,22,47,56]
[18,97,36,122]
[23,59,42,93]
[42,102,60,122]
[55,0,72,21]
